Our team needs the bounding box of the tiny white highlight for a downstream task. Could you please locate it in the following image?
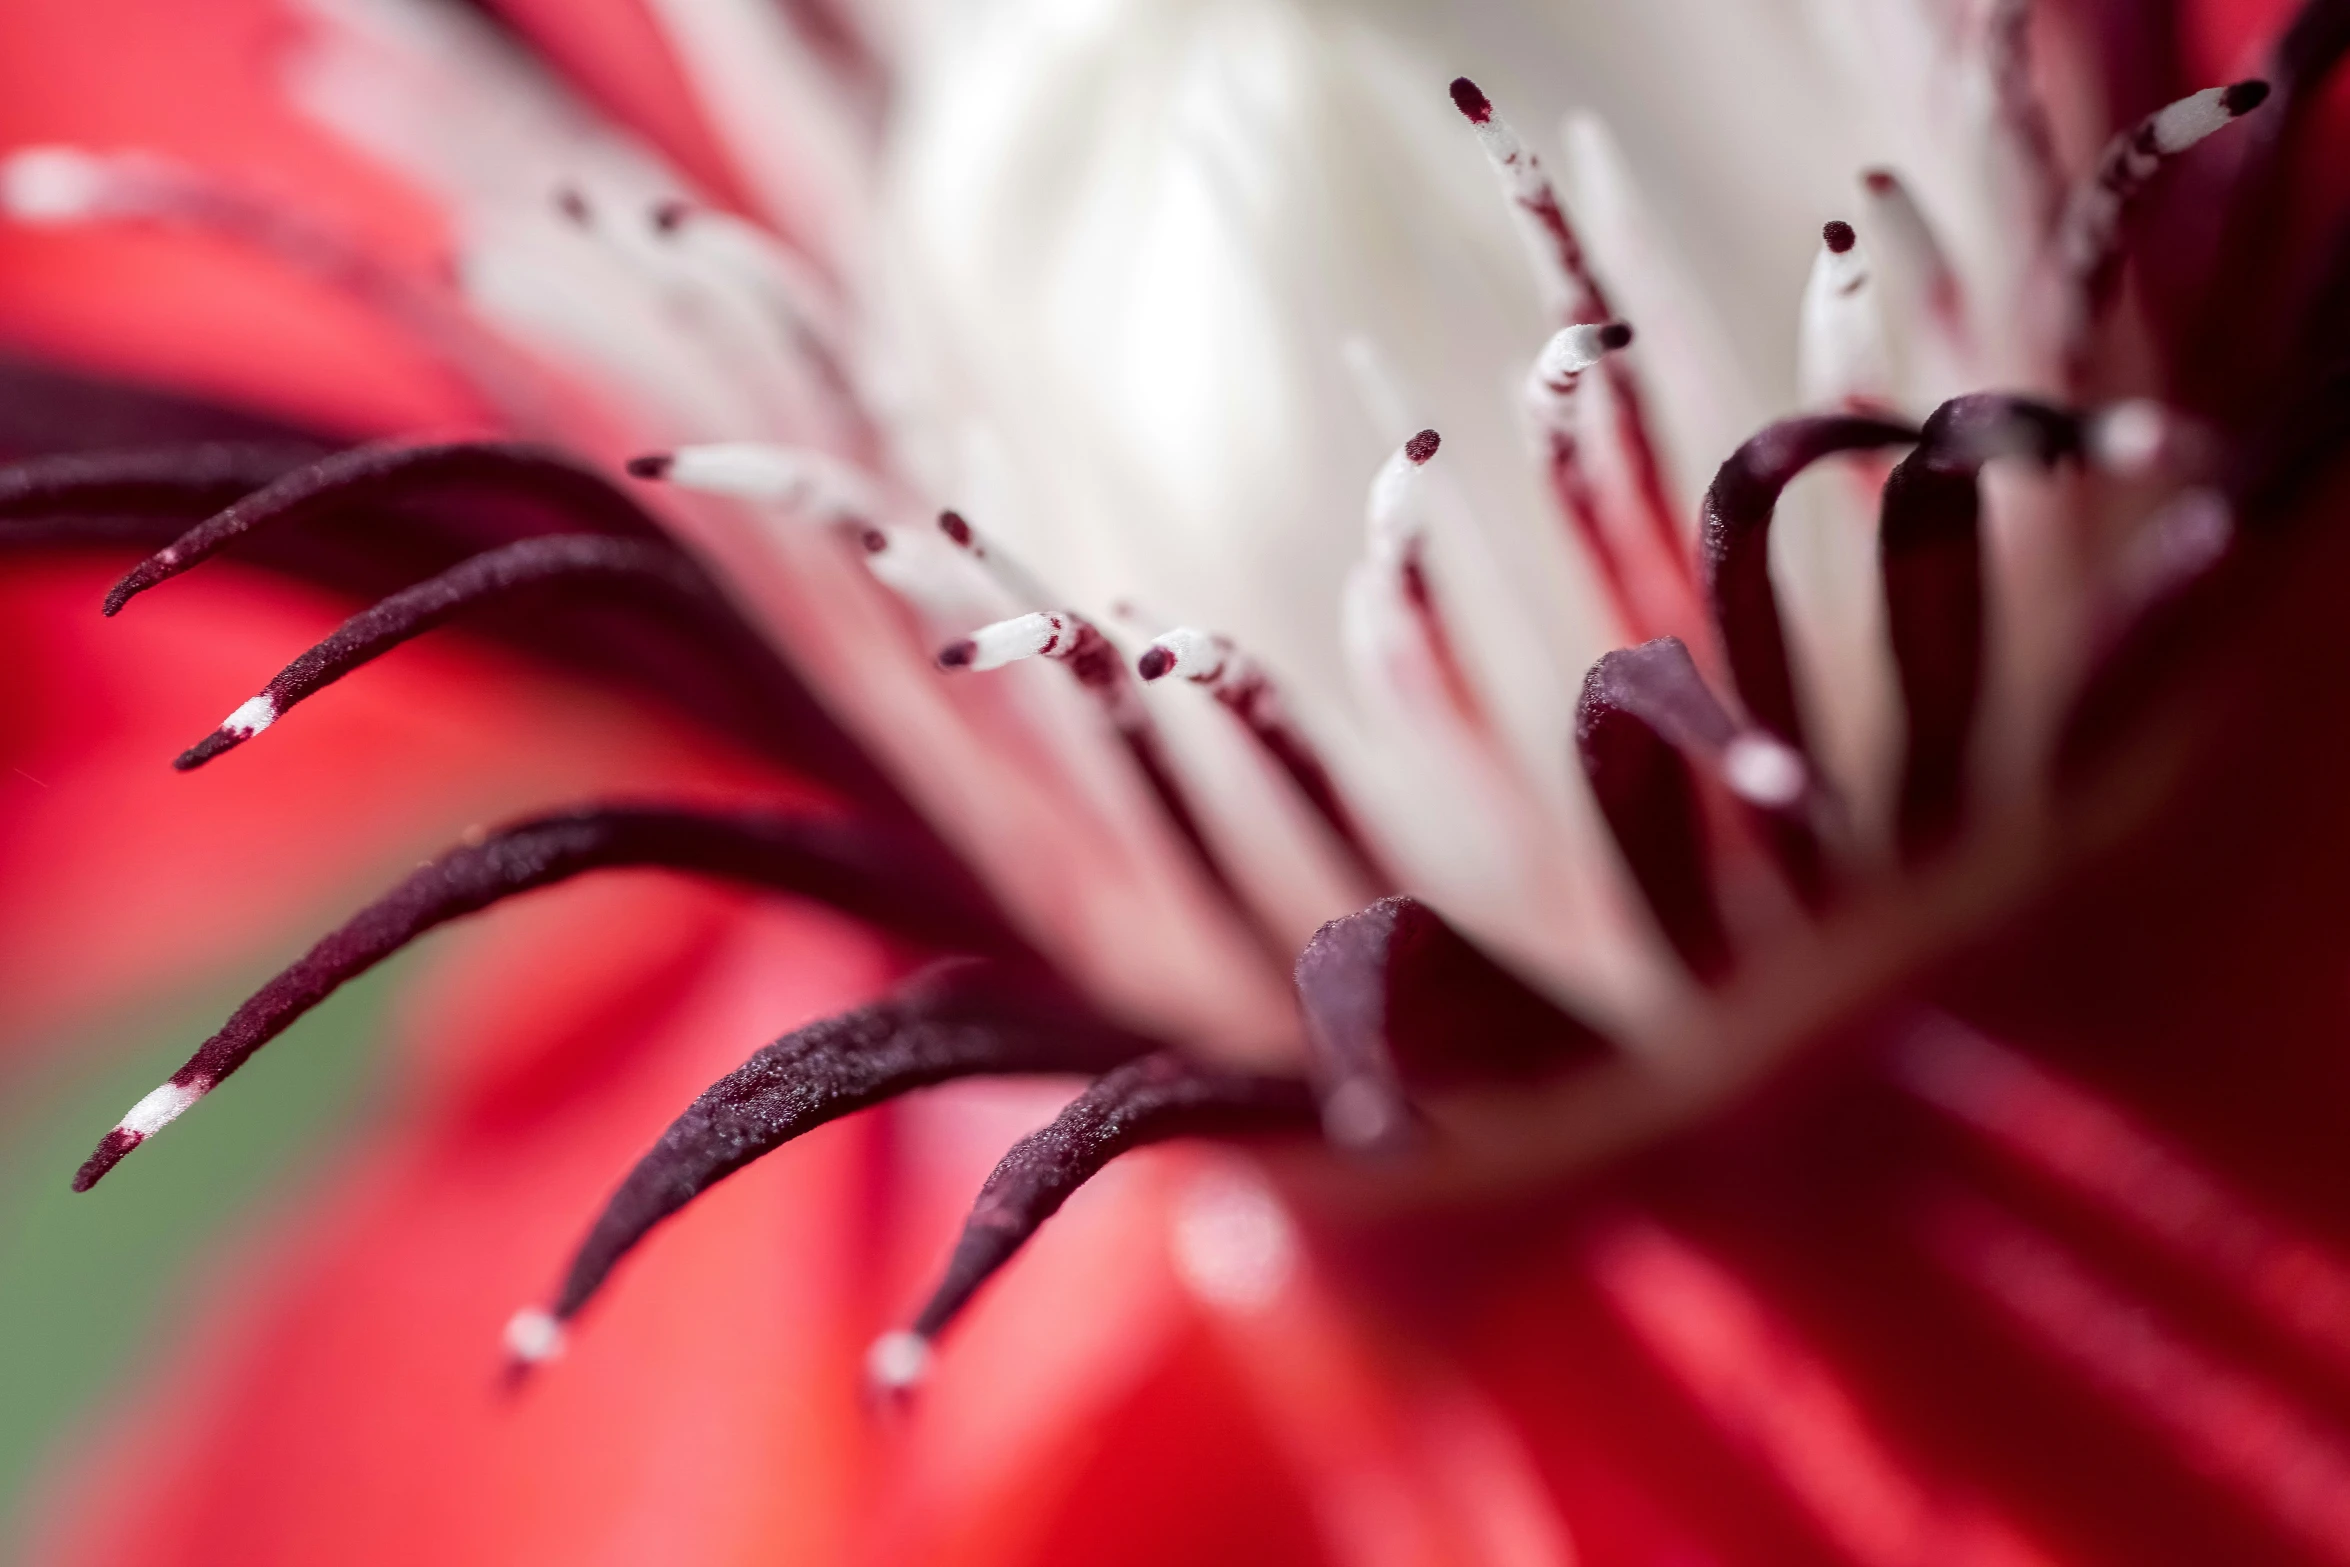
[1320,1076,1403,1151]
[659,443,881,523]
[1170,1165,1297,1313]
[503,1307,567,1365]
[218,694,278,741]
[2086,399,2179,478]
[0,146,112,223]
[1142,626,1229,684]
[865,1329,932,1392]
[1721,734,1810,810]
[117,1079,204,1139]
[946,610,1068,672]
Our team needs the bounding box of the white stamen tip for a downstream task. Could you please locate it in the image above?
[1,146,110,223]
[219,694,278,740]
[1722,734,1809,809]
[1535,321,1631,384]
[2087,399,2176,478]
[503,1308,567,1365]
[866,1329,932,1391]
[658,444,880,522]
[1139,627,1227,684]
[941,611,1067,672]
[117,1078,205,1138]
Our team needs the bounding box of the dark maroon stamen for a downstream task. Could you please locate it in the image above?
[935,638,976,670]
[1597,321,1634,351]
[1882,395,2081,859]
[173,535,707,770]
[1577,640,1732,978]
[937,509,974,547]
[0,444,318,548]
[1135,644,1175,681]
[1702,414,1921,749]
[650,199,691,234]
[105,442,665,616]
[624,453,673,480]
[2223,79,2274,114]
[538,963,1153,1339]
[1447,77,1492,124]
[554,187,591,225]
[904,1053,1315,1344]
[1294,895,1610,1151]
[1404,429,1442,465]
[71,806,1016,1191]
[1822,220,1856,255]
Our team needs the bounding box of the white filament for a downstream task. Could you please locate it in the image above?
[1798,227,1891,412]
[952,610,1069,672]
[1535,323,1623,386]
[1144,626,1231,684]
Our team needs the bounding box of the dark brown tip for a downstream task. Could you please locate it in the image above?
[554,186,591,225]
[1448,78,1492,124]
[1598,321,1634,351]
[2222,79,2271,115]
[100,567,152,617]
[72,1128,141,1192]
[1823,220,1856,254]
[1862,168,1897,195]
[938,510,973,547]
[173,731,237,772]
[1404,429,1442,465]
[1137,646,1176,681]
[624,453,673,480]
[651,199,691,234]
[936,640,976,670]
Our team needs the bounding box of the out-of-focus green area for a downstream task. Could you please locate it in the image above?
[0,973,393,1561]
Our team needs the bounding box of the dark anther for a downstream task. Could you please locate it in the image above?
[1881,395,2080,860]
[902,1053,1315,1348]
[1294,895,1611,1152]
[937,510,974,547]
[0,444,321,550]
[1578,640,1733,978]
[554,187,592,225]
[534,962,1155,1343]
[104,442,669,616]
[171,534,709,771]
[70,805,1018,1192]
[1447,77,1493,124]
[1597,321,1635,351]
[1823,220,1857,254]
[623,453,674,480]
[1702,414,1920,750]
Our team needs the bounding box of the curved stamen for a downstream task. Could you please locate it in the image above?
[105,442,666,616]
[1702,415,1922,750]
[1138,626,1390,885]
[1577,641,1732,978]
[2059,78,2271,356]
[0,444,316,547]
[1881,395,2082,858]
[71,806,1015,1191]
[877,1052,1315,1385]
[173,535,708,770]
[1356,428,1488,729]
[1294,895,1611,1152]
[509,962,1155,1371]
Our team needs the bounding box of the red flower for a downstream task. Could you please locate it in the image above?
[7,0,2350,1562]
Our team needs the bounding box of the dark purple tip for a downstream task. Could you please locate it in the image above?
[2222,79,2271,114]
[651,199,691,234]
[554,187,591,225]
[100,568,153,617]
[172,730,240,772]
[936,640,976,670]
[1137,646,1176,681]
[1823,220,1857,254]
[1448,78,1492,124]
[858,527,887,555]
[938,510,973,547]
[72,1129,141,1193]
[1404,429,1442,465]
[1862,168,1897,195]
[624,454,673,480]
[1598,321,1635,351]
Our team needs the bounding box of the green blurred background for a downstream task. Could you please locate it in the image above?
[0,970,396,1562]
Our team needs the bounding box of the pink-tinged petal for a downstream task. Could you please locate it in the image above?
[27,893,899,1567]
[481,0,753,212]
[0,556,794,1052]
[0,0,488,434]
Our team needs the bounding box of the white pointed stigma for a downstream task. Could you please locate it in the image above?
[0,146,113,223]
[503,1307,567,1365]
[116,1079,205,1139]
[1721,734,1810,809]
[1799,221,1891,411]
[1534,321,1631,387]
[651,444,881,522]
[217,694,279,741]
[865,1329,932,1392]
[1139,627,1229,684]
[938,610,1068,672]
